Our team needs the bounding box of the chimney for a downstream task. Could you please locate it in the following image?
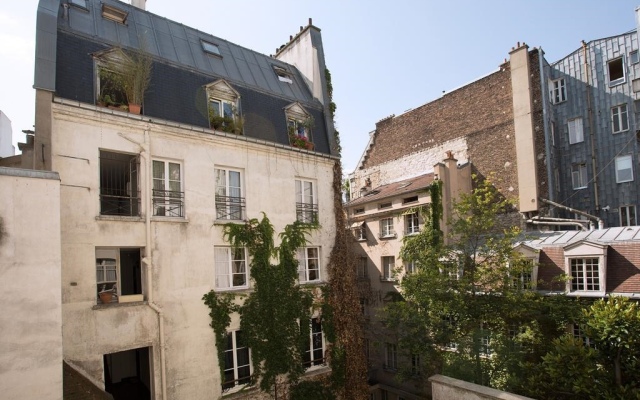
[131,0,146,10]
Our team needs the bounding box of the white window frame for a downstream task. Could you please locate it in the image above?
[297,247,320,283]
[571,163,588,189]
[152,159,184,217]
[384,343,397,371]
[572,324,595,348]
[479,324,492,356]
[569,258,601,292]
[222,330,252,392]
[608,56,626,86]
[550,78,566,104]
[568,118,584,144]
[405,212,420,235]
[215,168,244,220]
[631,50,639,64]
[357,256,368,278]
[615,155,634,183]
[405,260,416,274]
[563,240,607,296]
[295,179,318,223]
[215,247,249,290]
[381,255,395,281]
[611,104,629,133]
[379,217,395,238]
[303,317,325,369]
[620,205,637,227]
[411,354,421,376]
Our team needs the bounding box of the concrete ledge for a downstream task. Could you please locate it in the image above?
[0,166,60,180]
[429,374,534,400]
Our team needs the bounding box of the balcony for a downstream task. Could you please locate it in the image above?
[215,195,246,220]
[296,202,318,224]
[152,189,184,217]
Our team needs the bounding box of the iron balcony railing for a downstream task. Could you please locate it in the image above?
[296,202,318,224]
[152,189,184,218]
[100,192,140,216]
[215,195,246,220]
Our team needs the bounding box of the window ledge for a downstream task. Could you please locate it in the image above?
[609,79,626,87]
[612,129,629,134]
[378,234,397,240]
[380,278,396,283]
[214,287,250,293]
[299,280,324,286]
[567,291,606,297]
[214,219,247,225]
[405,231,420,236]
[151,216,189,223]
[92,300,147,310]
[96,215,144,222]
[356,238,367,242]
[221,383,257,399]
[303,365,331,378]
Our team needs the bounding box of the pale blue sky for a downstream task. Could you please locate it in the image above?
[1,0,638,172]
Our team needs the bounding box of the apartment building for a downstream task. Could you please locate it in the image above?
[0,0,339,398]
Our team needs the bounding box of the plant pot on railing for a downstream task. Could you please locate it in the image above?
[98,290,115,304]
[128,103,141,115]
[289,133,314,150]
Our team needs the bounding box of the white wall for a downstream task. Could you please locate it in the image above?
[0,111,16,157]
[0,167,62,400]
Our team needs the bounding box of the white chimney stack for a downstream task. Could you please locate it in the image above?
[131,0,146,10]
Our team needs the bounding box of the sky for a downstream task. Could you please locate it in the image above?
[1,0,639,173]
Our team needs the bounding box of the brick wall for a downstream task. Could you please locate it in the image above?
[538,247,565,291]
[608,244,640,293]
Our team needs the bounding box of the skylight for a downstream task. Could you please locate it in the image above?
[101,4,127,24]
[69,0,88,9]
[201,40,221,56]
[273,66,293,83]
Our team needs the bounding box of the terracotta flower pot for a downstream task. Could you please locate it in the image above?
[128,103,141,115]
[99,291,114,304]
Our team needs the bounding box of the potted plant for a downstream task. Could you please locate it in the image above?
[98,284,116,304]
[208,105,244,134]
[105,48,152,115]
[288,125,314,150]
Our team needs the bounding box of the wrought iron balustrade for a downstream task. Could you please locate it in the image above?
[215,195,246,220]
[296,202,318,224]
[152,189,184,217]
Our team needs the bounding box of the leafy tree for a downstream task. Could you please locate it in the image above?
[385,177,576,391]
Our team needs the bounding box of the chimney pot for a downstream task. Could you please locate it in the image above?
[290,35,293,41]
[309,17,312,25]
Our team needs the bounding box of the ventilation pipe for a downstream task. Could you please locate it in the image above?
[539,198,604,230]
[131,0,146,10]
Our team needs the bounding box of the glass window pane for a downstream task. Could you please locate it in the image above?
[223,102,233,118]
[210,100,221,117]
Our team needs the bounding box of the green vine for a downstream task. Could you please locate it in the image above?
[201,291,240,383]
[325,68,341,155]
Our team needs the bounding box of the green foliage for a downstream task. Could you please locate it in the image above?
[386,176,577,391]
[324,68,341,155]
[102,48,152,105]
[201,291,240,383]
[290,380,336,400]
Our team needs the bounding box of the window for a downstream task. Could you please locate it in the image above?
[443,315,458,350]
[405,212,419,235]
[379,218,395,238]
[403,195,418,204]
[215,168,244,220]
[384,343,397,370]
[510,259,533,289]
[631,51,639,64]
[273,66,293,83]
[550,78,567,104]
[354,207,365,215]
[615,155,634,183]
[201,40,221,56]
[381,256,395,281]
[69,0,88,9]
[568,118,584,144]
[96,55,127,108]
[360,298,369,317]
[303,318,325,369]
[381,390,388,400]
[101,4,127,24]
[405,260,416,274]
[620,205,637,226]
[96,248,143,304]
[478,325,492,356]
[285,103,314,149]
[571,163,588,189]
[297,247,320,283]
[295,179,318,223]
[612,104,629,133]
[378,202,392,209]
[570,258,600,291]
[608,57,625,85]
[411,354,421,375]
[357,257,368,278]
[206,80,241,134]
[215,247,248,289]
[99,151,139,216]
[572,324,595,348]
[551,122,556,146]
[352,222,366,241]
[152,160,184,217]
[222,330,251,391]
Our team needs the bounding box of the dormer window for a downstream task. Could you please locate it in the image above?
[101,4,127,24]
[284,102,314,150]
[69,0,88,10]
[205,79,242,134]
[563,240,607,296]
[512,244,540,290]
[274,66,293,83]
[201,40,221,57]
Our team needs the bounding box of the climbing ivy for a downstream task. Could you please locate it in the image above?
[203,214,318,395]
[325,68,341,156]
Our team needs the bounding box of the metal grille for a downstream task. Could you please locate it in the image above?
[215,195,246,220]
[296,202,318,224]
[152,189,184,217]
[99,151,140,216]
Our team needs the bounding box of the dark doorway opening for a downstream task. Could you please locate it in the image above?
[104,347,151,400]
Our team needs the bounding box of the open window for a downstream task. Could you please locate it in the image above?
[205,79,242,134]
[285,102,314,150]
[215,167,245,220]
[302,318,325,369]
[94,50,128,110]
[608,56,625,86]
[273,65,293,83]
[297,247,320,283]
[295,179,318,223]
[96,248,143,304]
[99,150,140,216]
[101,4,128,24]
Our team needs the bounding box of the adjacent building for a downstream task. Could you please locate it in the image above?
[0,0,338,398]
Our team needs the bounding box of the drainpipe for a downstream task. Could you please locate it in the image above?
[141,128,168,400]
[540,197,603,229]
[582,40,600,212]
[538,47,555,209]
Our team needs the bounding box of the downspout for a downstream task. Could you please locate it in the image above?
[141,128,168,400]
[538,48,555,207]
[582,40,600,212]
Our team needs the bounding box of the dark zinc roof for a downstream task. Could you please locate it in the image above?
[347,173,435,207]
